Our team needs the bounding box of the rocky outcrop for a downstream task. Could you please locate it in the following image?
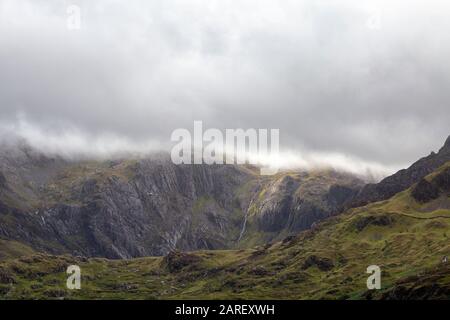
[412,166,450,203]
[246,171,364,242]
[301,255,334,271]
[162,250,202,273]
[411,179,440,203]
[432,166,450,191]
[354,215,394,232]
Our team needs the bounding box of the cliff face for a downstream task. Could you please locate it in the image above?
[239,170,364,245]
[0,143,363,258]
[0,149,253,258]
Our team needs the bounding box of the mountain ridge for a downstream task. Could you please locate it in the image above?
[0,142,363,258]
[349,135,450,209]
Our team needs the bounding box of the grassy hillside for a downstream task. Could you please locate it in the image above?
[1,164,449,299]
[0,240,35,261]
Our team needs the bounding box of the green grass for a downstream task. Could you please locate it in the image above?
[0,240,35,261]
[1,165,450,300]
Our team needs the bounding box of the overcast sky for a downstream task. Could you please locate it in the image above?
[0,0,449,177]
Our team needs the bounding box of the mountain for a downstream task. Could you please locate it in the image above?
[237,169,363,246]
[0,141,363,258]
[350,135,450,208]
[1,160,449,299]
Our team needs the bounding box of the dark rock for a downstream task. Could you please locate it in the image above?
[411,179,440,203]
[355,215,394,232]
[0,267,16,284]
[162,251,202,273]
[0,172,6,189]
[43,288,67,298]
[380,283,450,300]
[250,248,267,258]
[109,282,139,291]
[432,167,450,192]
[282,235,296,244]
[0,285,10,295]
[326,184,358,211]
[248,266,270,276]
[301,255,334,271]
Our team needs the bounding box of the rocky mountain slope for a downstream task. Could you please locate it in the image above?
[0,141,363,258]
[237,169,363,246]
[1,160,449,299]
[350,136,450,208]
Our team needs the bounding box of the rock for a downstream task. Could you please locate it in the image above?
[162,251,202,273]
[354,215,393,232]
[43,288,67,298]
[432,167,450,192]
[411,179,440,203]
[0,267,16,284]
[282,235,296,245]
[326,184,358,211]
[0,172,6,189]
[301,255,334,271]
[252,171,363,236]
[248,266,270,276]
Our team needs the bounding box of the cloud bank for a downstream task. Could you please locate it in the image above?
[1,0,450,179]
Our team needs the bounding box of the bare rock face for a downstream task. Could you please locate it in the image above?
[246,170,364,242]
[0,141,364,259]
[254,175,299,232]
[0,145,253,258]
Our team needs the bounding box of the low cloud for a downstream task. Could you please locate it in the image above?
[1,0,449,178]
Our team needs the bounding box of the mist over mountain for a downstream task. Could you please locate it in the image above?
[1,1,450,302]
[1,135,450,300]
[1,0,450,177]
[0,140,364,258]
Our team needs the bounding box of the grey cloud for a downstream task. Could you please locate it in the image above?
[0,0,449,176]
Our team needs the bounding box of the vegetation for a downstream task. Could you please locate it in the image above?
[1,164,449,299]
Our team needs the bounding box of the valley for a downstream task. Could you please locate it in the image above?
[0,137,450,299]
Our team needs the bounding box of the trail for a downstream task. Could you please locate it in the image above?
[390,211,450,220]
